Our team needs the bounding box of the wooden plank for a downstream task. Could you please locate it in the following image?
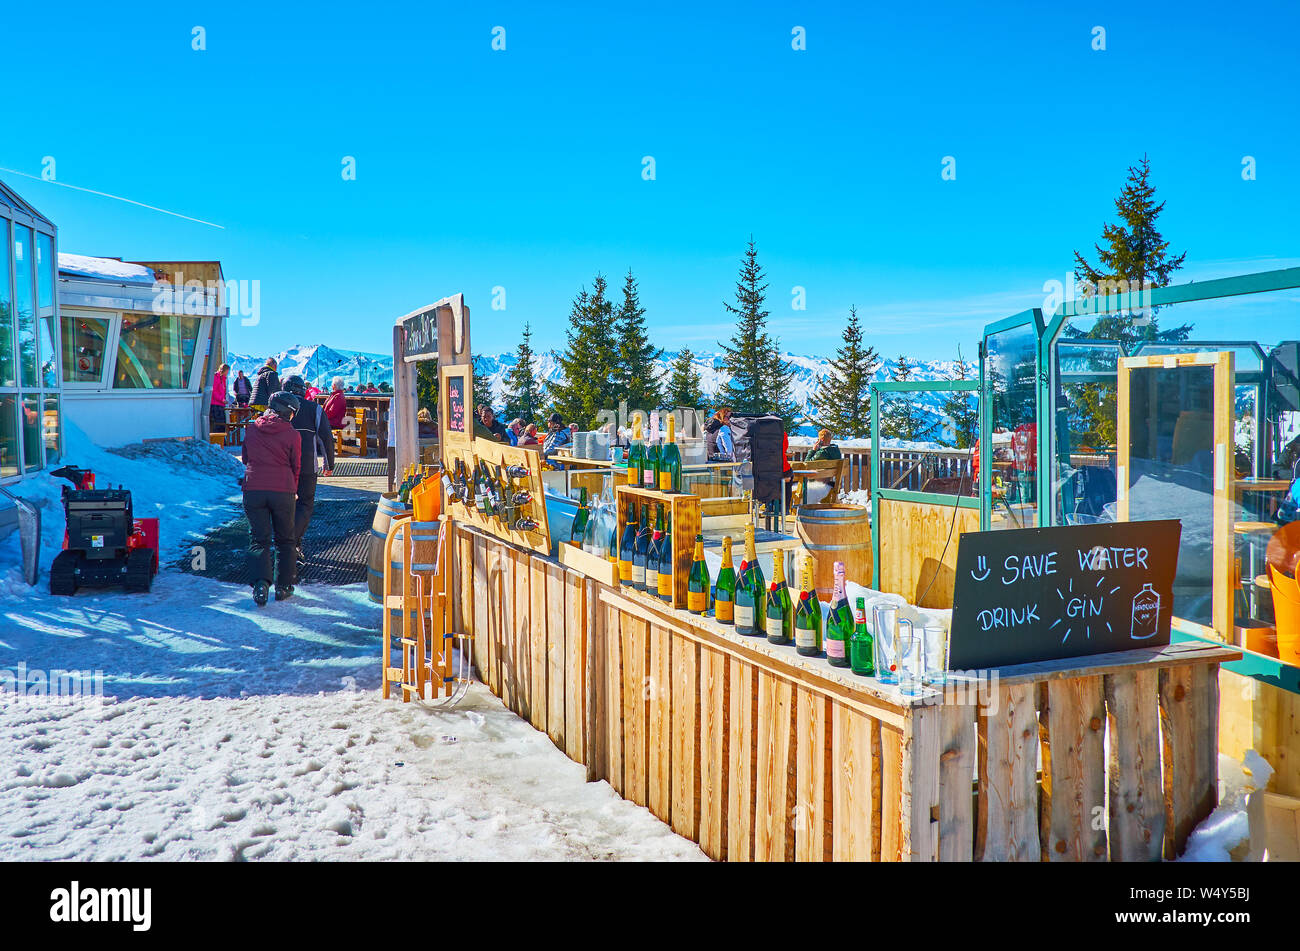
[543,561,566,748]
[879,724,903,861]
[621,611,649,808]
[511,549,529,721]
[901,703,941,861]
[529,555,548,733]
[1105,669,1164,861]
[937,703,975,862]
[1040,676,1106,861]
[992,642,1240,687]
[472,537,490,690]
[647,623,673,824]
[1160,664,1219,858]
[698,646,729,861]
[976,683,1039,861]
[755,671,795,861]
[726,659,757,862]
[670,636,700,840]
[877,497,979,608]
[456,529,471,662]
[583,578,604,783]
[604,604,623,795]
[831,704,880,861]
[794,686,830,861]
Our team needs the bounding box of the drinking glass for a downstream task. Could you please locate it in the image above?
[922,624,948,686]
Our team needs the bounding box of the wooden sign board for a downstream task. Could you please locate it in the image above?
[402,308,439,362]
[948,519,1181,670]
[444,438,551,556]
[440,363,473,453]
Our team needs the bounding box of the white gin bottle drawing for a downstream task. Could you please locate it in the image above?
[1130,583,1160,640]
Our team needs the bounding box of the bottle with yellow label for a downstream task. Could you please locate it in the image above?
[659,413,682,493]
[687,534,710,615]
[713,536,736,624]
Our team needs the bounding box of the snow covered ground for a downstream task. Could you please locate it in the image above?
[0,424,705,862]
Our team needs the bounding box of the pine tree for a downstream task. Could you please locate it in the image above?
[665,349,708,410]
[416,361,439,417]
[613,269,663,410]
[501,323,547,424]
[766,348,801,426]
[813,305,879,439]
[471,354,495,413]
[940,344,978,448]
[1067,155,1189,447]
[548,276,618,428]
[1069,154,1190,350]
[719,238,775,416]
[880,355,939,442]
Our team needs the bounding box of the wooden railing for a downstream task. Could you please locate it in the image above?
[788,447,975,495]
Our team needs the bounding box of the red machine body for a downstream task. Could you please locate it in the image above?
[50,465,160,595]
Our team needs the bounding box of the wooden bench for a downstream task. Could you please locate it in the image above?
[791,457,848,507]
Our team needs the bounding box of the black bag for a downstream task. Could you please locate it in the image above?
[732,415,785,504]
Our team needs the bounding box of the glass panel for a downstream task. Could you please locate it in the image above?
[0,218,12,388]
[1234,384,1259,478]
[986,323,1039,529]
[36,232,53,310]
[21,394,42,472]
[1052,341,1123,525]
[62,314,111,383]
[40,315,57,387]
[1134,342,1264,374]
[1124,365,1217,628]
[14,224,37,387]
[43,393,61,465]
[0,395,16,477]
[112,314,203,389]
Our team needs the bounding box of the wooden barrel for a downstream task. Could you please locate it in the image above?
[795,503,873,599]
[368,494,411,605]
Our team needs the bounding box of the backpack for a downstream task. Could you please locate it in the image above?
[731,415,785,504]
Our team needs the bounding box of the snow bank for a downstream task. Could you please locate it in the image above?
[1178,750,1274,862]
[58,253,157,285]
[0,421,243,599]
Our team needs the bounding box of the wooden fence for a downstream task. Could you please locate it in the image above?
[448,523,1237,861]
[788,447,974,495]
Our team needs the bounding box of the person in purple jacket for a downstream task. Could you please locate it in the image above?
[241,391,302,605]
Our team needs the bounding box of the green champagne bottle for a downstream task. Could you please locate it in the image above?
[687,534,710,615]
[647,504,665,592]
[713,536,736,624]
[658,413,682,493]
[735,558,756,633]
[632,503,651,590]
[765,552,793,645]
[618,501,638,586]
[825,561,854,668]
[849,596,875,676]
[643,421,660,490]
[657,508,675,602]
[628,416,645,487]
[794,555,823,656]
[569,487,589,547]
[741,522,766,633]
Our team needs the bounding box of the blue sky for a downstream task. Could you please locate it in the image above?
[4,0,1297,362]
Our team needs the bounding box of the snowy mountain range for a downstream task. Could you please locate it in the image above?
[228,344,974,437]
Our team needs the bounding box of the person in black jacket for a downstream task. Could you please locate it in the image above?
[250,358,281,410]
[280,375,335,565]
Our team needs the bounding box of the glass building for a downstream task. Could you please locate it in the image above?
[0,178,61,484]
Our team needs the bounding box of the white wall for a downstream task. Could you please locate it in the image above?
[64,393,203,449]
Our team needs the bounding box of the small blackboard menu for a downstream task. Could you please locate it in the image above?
[948,519,1181,671]
[446,375,467,434]
[402,309,439,362]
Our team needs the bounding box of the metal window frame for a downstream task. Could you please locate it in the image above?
[979,308,1044,531]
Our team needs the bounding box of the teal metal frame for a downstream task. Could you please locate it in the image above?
[869,378,979,590]
[978,308,1044,530]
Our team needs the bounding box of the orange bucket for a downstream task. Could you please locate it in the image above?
[412,478,441,523]
[1268,565,1300,665]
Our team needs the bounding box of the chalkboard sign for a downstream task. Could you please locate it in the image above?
[446,375,467,434]
[948,520,1181,670]
[402,309,439,362]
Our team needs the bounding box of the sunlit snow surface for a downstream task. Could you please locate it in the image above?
[0,425,705,862]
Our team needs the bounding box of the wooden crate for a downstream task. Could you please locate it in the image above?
[615,486,700,610]
[558,540,619,587]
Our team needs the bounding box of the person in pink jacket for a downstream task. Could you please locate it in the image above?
[324,377,348,429]
[241,391,302,605]
[210,363,229,435]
